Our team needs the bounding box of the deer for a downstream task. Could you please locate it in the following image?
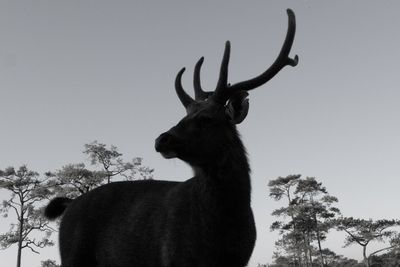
[44,9,298,267]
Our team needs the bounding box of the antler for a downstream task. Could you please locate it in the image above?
[175,68,194,108]
[175,8,298,108]
[213,9,298,101]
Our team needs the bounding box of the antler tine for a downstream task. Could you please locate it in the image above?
[228,8,298,93]
[175,67,195,108]
[193,57,212,100]
[213,41,231,101]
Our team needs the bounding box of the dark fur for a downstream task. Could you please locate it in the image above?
[46,106,256,267]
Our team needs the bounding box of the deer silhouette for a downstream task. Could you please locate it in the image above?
[45,9,298,267]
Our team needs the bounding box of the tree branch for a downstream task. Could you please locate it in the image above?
[369,245,397,258]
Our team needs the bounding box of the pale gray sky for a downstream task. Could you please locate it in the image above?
[1,1,399,266]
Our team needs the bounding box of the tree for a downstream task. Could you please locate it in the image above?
[268,175,340,267]
[269,174,304,265]
[336,217,400,267]
[84,141,153,183]
[0,166,55,267]
[294,177,341,266]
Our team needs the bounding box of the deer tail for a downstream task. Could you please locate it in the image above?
[44,197,73,220]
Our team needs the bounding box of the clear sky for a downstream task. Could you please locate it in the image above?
[1,1,399,266]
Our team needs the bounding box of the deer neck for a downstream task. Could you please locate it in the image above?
[193,135,251,208]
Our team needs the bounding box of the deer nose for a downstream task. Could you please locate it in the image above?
[155,133,172,152]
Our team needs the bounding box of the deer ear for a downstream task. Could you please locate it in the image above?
[225,91,249,124]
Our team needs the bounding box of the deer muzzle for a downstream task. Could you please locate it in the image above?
[155,132,178,159]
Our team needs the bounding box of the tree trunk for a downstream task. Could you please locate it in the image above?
[106,170,111,183]
[287,193,302,267]
[295,234,302,267]
[308,232,313,266]
[303,231,312,267]
[302,232,309,267]
[363,245,370,267]
[304,251,309,267]
[314,214,325,267]
[16,205,24,267]
[316,233,324,267]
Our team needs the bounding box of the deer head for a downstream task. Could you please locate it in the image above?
[155,9,298,168]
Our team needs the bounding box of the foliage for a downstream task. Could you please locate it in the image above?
[48,141,154,198]
[40,259,61,267]
[266,248,362,267]
[84,141,153,182]
[369,247,400,267]
[45,163,106,199]
[336,217,400,267]
[268,175,341,266]
[319,248,361,267]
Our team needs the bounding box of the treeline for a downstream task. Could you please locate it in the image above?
[0,141,153,267]
[1,146,399,267]
[262,175,400,267]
